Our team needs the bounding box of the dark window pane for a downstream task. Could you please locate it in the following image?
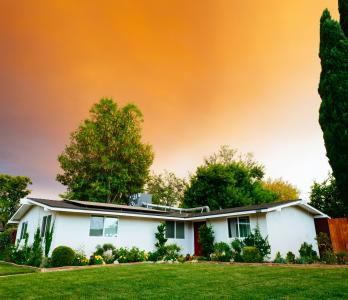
[239,217,250,237]
[228,218,238,238]
[41,216,47,237]
[90,216,104,236]
[45,215,52,238]
[176,222,185,239]
[166,221,175,238]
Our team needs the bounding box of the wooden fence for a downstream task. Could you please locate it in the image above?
[315,217,348,255]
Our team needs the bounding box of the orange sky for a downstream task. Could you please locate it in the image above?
[0,0,339,200]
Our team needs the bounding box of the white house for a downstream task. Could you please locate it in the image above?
[8,197,328,259]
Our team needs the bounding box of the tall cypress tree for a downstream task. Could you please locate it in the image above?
[318,1,348,215]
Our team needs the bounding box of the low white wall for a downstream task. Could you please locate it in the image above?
[266,206,319,259]
[52,212,193,256]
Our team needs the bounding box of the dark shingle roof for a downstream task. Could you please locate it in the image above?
[27,197,301,219]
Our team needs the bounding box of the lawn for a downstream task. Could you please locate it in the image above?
[0,261,37,276]
[0,263,347,299]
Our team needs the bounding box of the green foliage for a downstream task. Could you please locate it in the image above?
[163,244,181,261]
[299,242,318,264]
[44,221,54,257]
[243,226,271,261]
[73,250,89,266]
[211,242,232,262]
[261,178,300,201]
[146,171,187,207]
[309,174,345,217]
[286,251,296,264]
[10,233,31,265]
[0,174,31,228]
[336,251,347,264]
[231,239,244,262]
[113,247,148,263]
[183,146,277,210]
[57,98,154,204]
[242,246,261,263]
[198,223,215,257]
[318,3,348,214]
[315,232,335,264]
[153,223,168,258]
[51,246,75,267]
[0,229,14,261]
[89,255,104,265]
[94,244,116,264]
[28,228,42,267]
[273,252,286,264]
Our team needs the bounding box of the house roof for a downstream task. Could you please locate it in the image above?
[8,197,329,224]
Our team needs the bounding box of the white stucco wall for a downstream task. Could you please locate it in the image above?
[266,206,319,259]
[52,212,193,256]
[15,205,55,246]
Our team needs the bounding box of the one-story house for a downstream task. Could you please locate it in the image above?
[8,197,328,259]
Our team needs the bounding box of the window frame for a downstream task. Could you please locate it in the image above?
[20,221,28,240]
[227,216,251,238]
[165,221,185,239]
[89,216,118,237]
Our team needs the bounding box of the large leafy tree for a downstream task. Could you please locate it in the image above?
[57,98,154,204]
[146,171,187,207]
[309,173,345,218]
[318,1,348,214]
[261,178,300,201]
[0,174,31,228]
[182,146,277,210]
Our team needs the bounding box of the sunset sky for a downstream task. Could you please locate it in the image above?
[0,0,339,200]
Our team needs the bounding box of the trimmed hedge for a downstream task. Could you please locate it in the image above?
[51,246,75,267]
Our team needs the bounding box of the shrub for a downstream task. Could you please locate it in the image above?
[73,250,89,266]
[51,246,75,267]
[94,244,116,263]
[273,251,286,264]
[243,226,270,261]
[163,244,181,261]
[231,239,244,262]
[322,250,337,264]
[0,228,15,261]
[154,223,167,258]
[242,246,261,263]
[198,224,215,258]
[315,232,335,264]
[286,251,296,264]
[211,242,232,262]
[89,255,104,265]
[114,247,148,263]
[10,232,31,265]
[299,242,318,264]
[336,251,347,264]
[44,221,54,257]
[28,228,43,267]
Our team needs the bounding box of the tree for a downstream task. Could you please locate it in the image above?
[318,2,348,214]
[145,171,187,207]
[309,173,345,218]
[57,98,154,204]
[261,178,300,201]
[0,174,31,228]
[182,146,277,210]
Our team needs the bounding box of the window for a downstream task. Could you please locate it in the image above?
[20,222,28,240]
[228,217,250,238]
[41,215,52,237]
[89,216,118,237]
[165,221,185,239]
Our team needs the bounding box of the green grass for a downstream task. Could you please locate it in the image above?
[0,263,347,299]
[0,261,37,276]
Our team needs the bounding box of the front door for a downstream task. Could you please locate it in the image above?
[194,222,206,256]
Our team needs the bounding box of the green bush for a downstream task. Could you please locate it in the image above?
[299,242,318,264]
[0,229,14,261]
[198,224,215,258]
[336,251,347,264]
[231,239,244,262]
[154,223,168,258]
[94,244,116,264]
[73,250,89,266]
[242,246,261,263]
[114,247,148,263]
[10,232,31,265]
[89,255,104,265]
[163,244,181,261]
[315,233,335,264]
[243,226,270,261]
[27,228,43,267]
[211,242,232,262]
[286,251,296,264]
[51,246,75,267]
[273,251,286,264]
